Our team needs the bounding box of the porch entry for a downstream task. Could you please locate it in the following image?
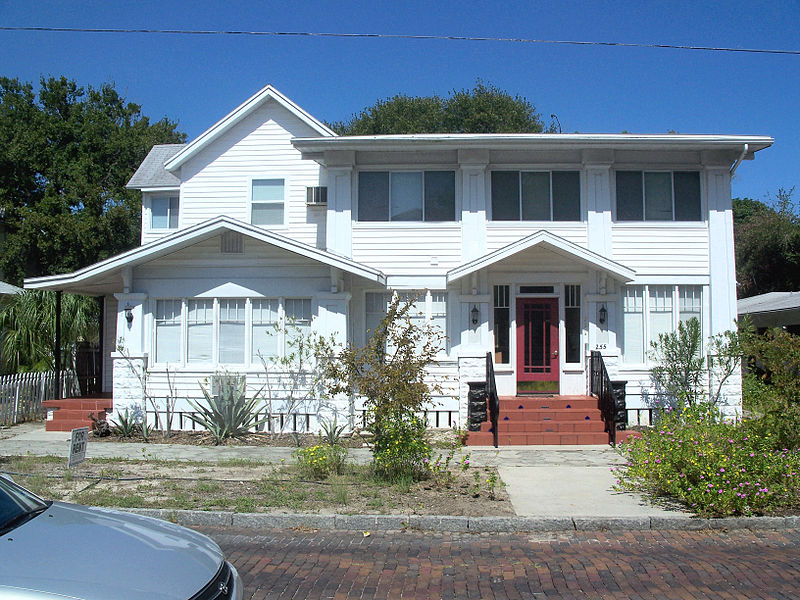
[515,297,559,394]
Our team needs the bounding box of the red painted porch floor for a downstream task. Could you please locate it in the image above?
[465,395,611,446]
[42,394,113,432]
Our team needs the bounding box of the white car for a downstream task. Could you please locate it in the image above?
[0,475,242,599]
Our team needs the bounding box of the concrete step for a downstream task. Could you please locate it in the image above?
[465,431,610,446]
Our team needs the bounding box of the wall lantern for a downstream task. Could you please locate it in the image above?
[471,305,480,326]
[598,304,607,325]
[124,305,134,325]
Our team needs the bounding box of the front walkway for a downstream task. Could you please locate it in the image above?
[1,421,686,519]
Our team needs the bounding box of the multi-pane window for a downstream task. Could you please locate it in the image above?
[491,171,580,221]
[155,297,312,366]
[616,171,701,221]
[151,196,179,229]
[364,290,448,351]
[493,285,510,364]
[622,285,704,364]
[218,299,245,364]
[154,299,181,363]
[564,285,581,363]
[187,299,213,363]
[251,179,285,225]
[358,171,456,222]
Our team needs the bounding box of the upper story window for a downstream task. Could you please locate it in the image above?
[491,171,580,221]
[616,171,701,221]
[358,171,456,222]
[151,196,179,229]
[252,179,285,226]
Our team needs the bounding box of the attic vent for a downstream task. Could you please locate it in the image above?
[306,186,328,205]
[220,231,243,254]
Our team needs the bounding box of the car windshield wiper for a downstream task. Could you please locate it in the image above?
[0,504,50,535]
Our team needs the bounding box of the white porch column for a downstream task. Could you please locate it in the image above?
[316,292,351,346]
[111,292,148,415]
[113,292,147,356]
[325,160,354,257]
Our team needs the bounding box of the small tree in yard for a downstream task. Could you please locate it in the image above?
[325,293,445,480]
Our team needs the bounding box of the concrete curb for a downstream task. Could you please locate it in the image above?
[120,508,799,532]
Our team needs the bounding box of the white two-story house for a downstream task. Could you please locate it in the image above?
[26,85,772,441]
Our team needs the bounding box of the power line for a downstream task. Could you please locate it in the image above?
[1,26,799,56]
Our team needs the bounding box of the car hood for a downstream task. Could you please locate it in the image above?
[0,502,223,600]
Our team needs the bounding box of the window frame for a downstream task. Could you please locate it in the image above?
[150,195,180,230]
[356,169,458,223]
[363,289,449,355]
[250,176,288,228]
[489,169,582,222]
[614,170,703,223]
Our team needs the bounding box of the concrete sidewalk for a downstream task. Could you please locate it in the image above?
[1,421,687,521]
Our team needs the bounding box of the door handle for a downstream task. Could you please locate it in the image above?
[552,350,559,358]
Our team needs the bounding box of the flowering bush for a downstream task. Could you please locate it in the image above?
[373,411,431,481]
[295,444,348,479]
[614,403,800,517]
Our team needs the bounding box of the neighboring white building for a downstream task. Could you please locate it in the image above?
[25,84,773,433]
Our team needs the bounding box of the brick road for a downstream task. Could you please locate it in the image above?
[196,525,800,599]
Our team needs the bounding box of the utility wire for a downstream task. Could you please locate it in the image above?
[1,26,799,56]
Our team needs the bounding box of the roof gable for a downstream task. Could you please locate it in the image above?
[165,85,335,172]
[126,144,185,189]
[447,231,635,284]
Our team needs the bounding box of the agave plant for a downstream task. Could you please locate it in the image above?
[187,373,268,444]
[110,408,139,438]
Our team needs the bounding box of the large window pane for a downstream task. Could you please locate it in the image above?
[552,171,581,221]
[151,197,178,229]
[623,287,645,363]
[649,285,674,342]
[424,171,456,221]
[155,299,181,363]
[252,299,279,362]
[521,172,550,220]
[616,172,643,221]
[491,171,520,220]
[679,286,702,324]
[284,298,312,356]
[390,172,423,221]
[218,299,245,364]
[187,299,213,363]
[358,172,389,221]
[365,292,388,341]
[252,179,284,225]
[644,173,673,221]
[674,172,701,221]
[430,291,447,350]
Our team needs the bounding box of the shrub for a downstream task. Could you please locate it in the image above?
[187,373,268,444]
[111,408,139,438]
[614,402,800,517]
[295,444,348,479]
[373,411,431,481]
[743,373,800,451]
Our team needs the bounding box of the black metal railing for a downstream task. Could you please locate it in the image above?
[486,352,499,448]
[590,351,616,445]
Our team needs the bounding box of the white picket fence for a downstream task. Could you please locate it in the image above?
[0,371,80,426]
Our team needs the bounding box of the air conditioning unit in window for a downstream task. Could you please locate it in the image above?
[306,186,328,205]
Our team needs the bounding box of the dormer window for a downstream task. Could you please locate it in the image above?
[151,196,179,229]
[251,179,285,226]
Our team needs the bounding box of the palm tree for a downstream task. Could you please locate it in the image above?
[0,290,99,374]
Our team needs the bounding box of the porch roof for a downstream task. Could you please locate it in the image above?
[446,230,636,285]
[24,216,386,295]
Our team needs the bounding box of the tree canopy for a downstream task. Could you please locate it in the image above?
[0,76,186,285]
[733,188,800,298]
[330,82,550,135]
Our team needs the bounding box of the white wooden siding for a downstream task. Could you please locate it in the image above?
[142,100,325,248]
[351,225,462,275]
[611,225,709,275]
[486,224,588,253]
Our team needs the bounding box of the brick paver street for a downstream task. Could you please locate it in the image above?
[197,526,800,599]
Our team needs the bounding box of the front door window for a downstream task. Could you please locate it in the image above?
[516,298,559,393]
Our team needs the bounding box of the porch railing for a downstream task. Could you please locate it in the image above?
[0,370,80,426]
[486,351,499,448]
[589,351,616,445]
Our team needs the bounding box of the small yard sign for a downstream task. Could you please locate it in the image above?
[68,427,89,469]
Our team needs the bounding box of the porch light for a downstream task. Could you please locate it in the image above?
[124,305,134,325]
[598,304,607,325]
[471,305,480,326]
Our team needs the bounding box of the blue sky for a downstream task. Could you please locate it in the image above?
[1,0,798,203]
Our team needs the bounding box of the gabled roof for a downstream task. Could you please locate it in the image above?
[126,144,185,189]
[164,85,336,172]
[0,280,22,295]
[25,217,386,294]
[446,231,635,285]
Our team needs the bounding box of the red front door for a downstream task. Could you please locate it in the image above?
[516,298,559,394]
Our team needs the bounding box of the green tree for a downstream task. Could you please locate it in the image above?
[733,188,800,298]
[0,76,185,285]
[0,290,99,374]
[331,82,549,135]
